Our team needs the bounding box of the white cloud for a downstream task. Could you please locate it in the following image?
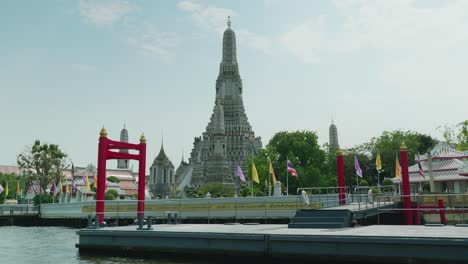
[127,24,179,61]
[177,1,272,53]
[176,1,201,12]
[78,0,131,26]
[281,1,468,63]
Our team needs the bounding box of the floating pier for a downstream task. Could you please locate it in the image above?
[77,223,468,263]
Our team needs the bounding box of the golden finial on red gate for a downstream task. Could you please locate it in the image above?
[140,133,147,144]
[100,127,108,137]
[400,142,407,150]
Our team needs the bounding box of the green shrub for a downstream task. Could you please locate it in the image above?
[382,178,393,186]
[119,195,125,200]
[105,193,115,200]
[107,176,120,183]
[359,179,369,186]
[33,194,53,205]
[106,189,119,198]
[255,191,265,197]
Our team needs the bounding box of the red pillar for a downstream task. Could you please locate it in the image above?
[400,142,413,225]
[137,134,147,220]
[96,128,108,223]
[438,199,447,225]
[336,149,346,205]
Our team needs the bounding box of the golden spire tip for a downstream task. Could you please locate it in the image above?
[336,148,343,155]
[100,127,108,137]
[400,142,407,150]
[140,133,147,143]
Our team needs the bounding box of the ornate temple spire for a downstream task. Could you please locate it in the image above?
[222,16,237,67]
[118,124,129,169]
[329,120,339,150]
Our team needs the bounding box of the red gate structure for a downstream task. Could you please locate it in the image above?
[336,148,346,205]
[400,142,413,225]
[96,127,147,224]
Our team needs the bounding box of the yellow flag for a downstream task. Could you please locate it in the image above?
[395,155,401,178]
[5,182,8,196]
[252,161,259,184]
[17,181,21,195]
[376,153,382,171]
[85,175,90,191]
[269,161,277,184]
[94,175,97,189]
[65,180,70,193]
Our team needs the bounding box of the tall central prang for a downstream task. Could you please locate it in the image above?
[189,17,262,188]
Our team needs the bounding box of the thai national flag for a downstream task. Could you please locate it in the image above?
[417,159,426,179]
[287,160,299,179]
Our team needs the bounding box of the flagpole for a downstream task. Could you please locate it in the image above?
[251,179,254,197]
[268,160,271,197]
[286,158,289,196]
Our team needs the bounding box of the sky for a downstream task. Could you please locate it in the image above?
[1,0,467,172]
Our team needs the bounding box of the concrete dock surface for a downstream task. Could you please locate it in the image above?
[77,224,468,263]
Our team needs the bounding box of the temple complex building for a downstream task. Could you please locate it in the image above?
[392,143,468,193]
[185,17,262,189]
[148,143,175,198]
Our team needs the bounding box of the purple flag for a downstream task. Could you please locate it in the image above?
[236,164,246,182]
[354,155,363,178]
[53,181,59,196]
[0,183,3,195]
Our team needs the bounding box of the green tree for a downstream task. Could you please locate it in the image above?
[252,131,327,195]
[17,140,68,194]
[0,173,18,203]
[363,130,436,179]
[439,120,468,151]
[342,150,375,187]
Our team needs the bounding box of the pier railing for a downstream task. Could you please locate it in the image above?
[0,204,38,216]
[375,193,468,225]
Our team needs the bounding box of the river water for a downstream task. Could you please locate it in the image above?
[0,226,215,264]
[0,226,355,264]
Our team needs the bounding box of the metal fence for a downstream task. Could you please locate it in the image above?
[0,204,38,215]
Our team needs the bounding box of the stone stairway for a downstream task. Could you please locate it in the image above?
[288,209,353,228]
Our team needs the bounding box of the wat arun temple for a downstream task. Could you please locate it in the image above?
[148,18,262,197]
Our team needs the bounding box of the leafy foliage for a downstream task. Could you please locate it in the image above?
[0,173,18,203]
[107,176,120,183]
[382,178,393,186]
[106,189,119,198]
[439,120,468,151]
[17,140,68,194]
[249,131,328,195]
[32,193,53,205]
[359,179,369,186]
[361,130,436,179]
[105,193,115,200]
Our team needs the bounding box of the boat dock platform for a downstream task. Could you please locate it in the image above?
[77,223,468,263]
